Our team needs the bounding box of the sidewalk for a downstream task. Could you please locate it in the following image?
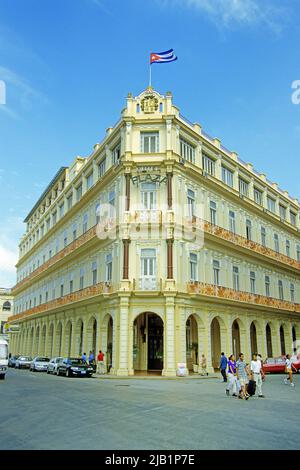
[93,372,219,380]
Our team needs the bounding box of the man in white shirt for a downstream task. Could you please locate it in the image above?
[250,353,265,398]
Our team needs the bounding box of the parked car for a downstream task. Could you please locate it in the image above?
[30,357,50,372]
[8,355,20,368]
[15,356,32,369]
[47,357,63,375]
[57,357,94,378]
[263,356,300,374]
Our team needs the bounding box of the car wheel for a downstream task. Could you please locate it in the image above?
[0,375,5,380]
[57,368,60,376]
[66,369,71,378]
[46,369,50,374]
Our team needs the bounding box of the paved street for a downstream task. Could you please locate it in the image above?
[1,369,299,450]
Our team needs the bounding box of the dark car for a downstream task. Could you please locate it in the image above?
[8,355,20,368]
[57,358,94,378]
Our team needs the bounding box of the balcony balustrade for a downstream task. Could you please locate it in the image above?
[187,281,300,313]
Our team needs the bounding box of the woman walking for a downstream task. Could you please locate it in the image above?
[226,354,238,397]
[284,354,296,387]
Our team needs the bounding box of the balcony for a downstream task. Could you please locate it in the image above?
[135,277,161,291]
[187,281,300,313]
[200,218,300,272]
[131,210,162,224]
[9,282,113,322]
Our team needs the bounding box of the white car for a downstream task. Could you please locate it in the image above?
[30,356,50,372]
[47,357,63,375]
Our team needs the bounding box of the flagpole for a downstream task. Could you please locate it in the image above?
[149,52,152,88]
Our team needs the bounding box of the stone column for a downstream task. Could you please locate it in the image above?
[116,295,130,376]
[125,173,131,211]
[167,173,172,210]
[163,295,176,376]
[272,321,282,357]
[44,323,49,357]
[70,321,77,356]
[122,240,130,279]
[284,323,294,356]
[167,239,174,279]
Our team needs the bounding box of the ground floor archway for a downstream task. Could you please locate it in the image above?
[133,312,164,374]
[250,322,258,357]
[266,324,273,358]
[232,320,241,358]
[210,317,221,370]
[186,315,198,372]
[280,325,285,355]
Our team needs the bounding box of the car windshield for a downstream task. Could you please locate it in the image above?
[21,357,32,361]
[69,359,85,366]
[0,344,8,360]
[36,357,49,362]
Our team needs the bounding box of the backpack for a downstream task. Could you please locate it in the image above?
[247,379,256,396]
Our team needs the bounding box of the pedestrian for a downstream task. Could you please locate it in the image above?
[250,353,265,398]
[257,353,266,382]
[284,354,296,387]
[219,352,227,382]
[81,352,87,363]
[200,354,208,376]
[89,350,94,364]
[236,353,249,400]
[226,354,238,397]
[97,350,105,374]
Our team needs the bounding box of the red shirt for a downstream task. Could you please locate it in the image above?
[97,352,104,361]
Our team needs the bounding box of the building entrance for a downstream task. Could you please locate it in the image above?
[147,314,163,370]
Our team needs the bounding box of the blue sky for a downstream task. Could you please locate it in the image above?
[0,0,299,286]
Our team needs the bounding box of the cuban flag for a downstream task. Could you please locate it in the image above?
[150,49,177,64]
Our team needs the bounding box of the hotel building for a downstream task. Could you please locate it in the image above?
[8,87,300,375]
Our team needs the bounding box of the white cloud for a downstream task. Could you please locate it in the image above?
[0,216,24,288]
[159,0,286,31]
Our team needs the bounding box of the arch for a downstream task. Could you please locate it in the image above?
[41,324,47,356]
[55,322,63,357]
[232,320,241,358]
[75,319,84,356]
[48,323,54,357]
[280,325,285,356]
[34,325,40,357]
[133,312,164,374]
[87,316,97,356]
[186,314,199,372]
[29,327,34,356]
[210,317,221,370]
[250,322,258,357]
[65,321,72,357]
[2,301,11,311]
[266,323,273,358]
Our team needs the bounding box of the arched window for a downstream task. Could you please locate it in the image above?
[2,301,11,311]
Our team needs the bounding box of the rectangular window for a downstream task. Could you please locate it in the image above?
[41,224,45,237]
[279,204,286,220]
[76,184,82,202]
[95,203,100,224]
[79,268,85,290]
[67,194,73,210]
[46,218,50,231]
[189,253,198,281]
[98,157,106,177]
[72,223,77,241]
[63,230,68,248]
[210,201,217,225]
[290,283,295,302]
[229,210,236,233]
[202,153,215,176]
[140,249,156,285]
[221,166,233,187]
[86,172,93,190]
[261,226,266,247]
[82,213,88,233]
[286,240,290,258]
[233,266,239,291]
[274,233,279,253]
[52,211,57,225]
[239,178,249,197]
[265,276,270,297]
[45,291,48,303]
[278,280,284,300]
[187,189,195,217]
[92,261,97,286]
[250,271,256,294]
[290,211,296,226]
[141,132,159,153]
[141,182,157,210]
[254,188,263,206]
[59,203,64,218]
[60,282,64,297]
[246,219,252,241]
[108,190,115,217]
[213,260,220,286]
[297,245,300,262]
[112,143,121,164]
[267,196,276,213]
[69,279,73,294]
[106,253,113,282]
[180,138,195,163]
